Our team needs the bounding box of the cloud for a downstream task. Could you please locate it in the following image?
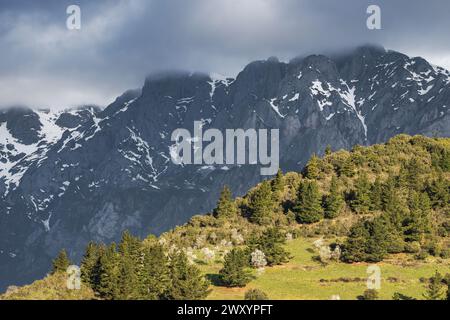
[0,0,449,109]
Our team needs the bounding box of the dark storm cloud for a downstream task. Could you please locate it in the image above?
[0,0,449,109]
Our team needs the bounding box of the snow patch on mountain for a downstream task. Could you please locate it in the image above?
[339,81,367,139]
[208,73,233,99]
[35,110,65,144]
[268,98,286,118]
[308,79,367,134]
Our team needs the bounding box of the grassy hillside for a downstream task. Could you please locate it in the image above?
[200,237,449,300]
[2,134,449,300]
[1,272,95,300]
[4,237,447,301]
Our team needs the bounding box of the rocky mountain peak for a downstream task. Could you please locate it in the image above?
[0,46,449,290]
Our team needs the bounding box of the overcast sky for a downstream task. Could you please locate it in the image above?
[0,0,449,109]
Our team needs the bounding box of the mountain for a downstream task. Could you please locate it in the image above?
[2,134,449,300]
[1,45,450,290]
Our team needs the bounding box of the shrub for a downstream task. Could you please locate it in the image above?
[201,247,215,263]
[415,250,429,260]
[359,289,379,300]
[404,241,421,254]
[318,246,332,263]
[231,229,244,245]
[393,292,416,300]
[439,248,450,259]
[244,288,269,300]
[250,249,267,269]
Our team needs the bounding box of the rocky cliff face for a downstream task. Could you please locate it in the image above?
[1,46,449,290]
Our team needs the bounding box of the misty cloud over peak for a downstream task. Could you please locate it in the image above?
[0,0,449,109]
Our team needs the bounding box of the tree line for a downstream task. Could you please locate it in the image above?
[52,232,210,300]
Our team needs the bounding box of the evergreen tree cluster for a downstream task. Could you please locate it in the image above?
[209,136,449,264]
[77,231,210,300]
[341,172,444,262]
[218,227,290,288]
[247,228,290,266]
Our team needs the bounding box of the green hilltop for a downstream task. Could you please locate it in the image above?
[2,134,449,300]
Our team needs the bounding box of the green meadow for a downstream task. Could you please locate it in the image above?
[199,237,450,300]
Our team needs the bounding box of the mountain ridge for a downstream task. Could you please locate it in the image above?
[1,45,449,290]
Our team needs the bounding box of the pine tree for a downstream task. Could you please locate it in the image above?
[382,174,397,201]
[369,177,383,211]
[305,154,321,179]
[381,175,400,214]
[403,157,424,190]
[371,182,406,254]
[117,257,140,299]
[397,165,409,190]
[249,228,290,266]
[80,242,101,287]
[423,271,445,300]
[383,187,406,230]
[351,172,372,214]
[294,180,324,224]
[372,214,402,256]
[97,243,119,299]
[51,249,71,274]
[213,185,238,219]
[364,217,388,261]
[116,231,142,299]
[419,191,432,213]
[440,150,450,172]
[340,158,355,177]
[118,231,141,259]
[219,248,253,287]
[271,168,284,198]
[380,178,411,253]
[341,220,371,262]
[165,251,210,300]
[427,173,449,208]
[324,175,344,219]
[404,191,431,242]
[403,191,421,242]
[139,242,170,299]
[325,145,332,156]
[248,180,275,225]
